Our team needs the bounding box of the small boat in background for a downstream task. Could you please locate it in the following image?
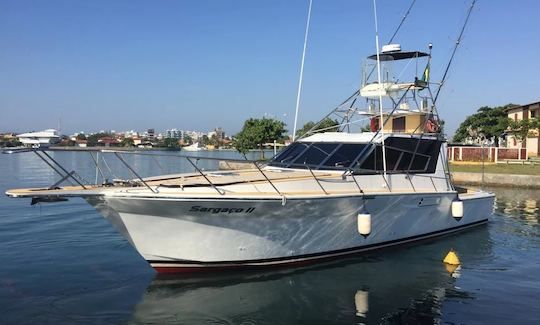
[1,147,32,154]
[182,142,207,151]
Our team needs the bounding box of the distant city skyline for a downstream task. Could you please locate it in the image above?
[1,0,539,136]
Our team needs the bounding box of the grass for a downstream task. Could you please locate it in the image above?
[449,163,540,175]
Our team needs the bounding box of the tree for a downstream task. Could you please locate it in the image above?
[210,134,219,147]
[508,118,540,142]
[87,133,112,147]
[161,137,180,148]
[121,137,134,147]
[296,118,340,138]
[182,134,192,145]
[453,104,516,145]
[233,118,287,158]
[201,135,210,146]
[76,133,87,140]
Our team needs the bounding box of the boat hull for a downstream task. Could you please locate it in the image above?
[86,192,494,273]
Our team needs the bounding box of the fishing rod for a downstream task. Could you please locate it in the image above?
[434,0,477,104]
[388,0,416,44]
[292,0,313,141]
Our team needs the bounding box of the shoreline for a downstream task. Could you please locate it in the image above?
[45,146,237,152]
[47,146,180,151]
[451,172,540,189]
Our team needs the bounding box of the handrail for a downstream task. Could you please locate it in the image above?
[345,169,364,194]
[113,152,156,194]
[37,151,87,189]
[19,147,453,198]
[48,171,76,190]
[307,166,329,195]
[33,151,67,181]
[100,150,287,197]
[185,157,224,195]
[89,151,105,185]
[251,161,283,196]
[99,149,268,164]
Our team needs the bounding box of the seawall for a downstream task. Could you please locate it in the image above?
[452,172,540,189]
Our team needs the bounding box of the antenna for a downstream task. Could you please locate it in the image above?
[292,0,313,141]
[372,0,388,179]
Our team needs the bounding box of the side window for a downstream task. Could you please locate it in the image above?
[356,145,381,171]
[354,138,441,174]
[290,143,337,166]
[396,152,413,170]
[322,144,367,168]
[416,139,441,172]
[409,154,430,171]
[384,147,402,171]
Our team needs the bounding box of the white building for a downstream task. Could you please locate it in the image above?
[17,129,60,148]
[166,129,182,139]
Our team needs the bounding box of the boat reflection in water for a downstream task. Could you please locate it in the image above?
[130,227,489,324]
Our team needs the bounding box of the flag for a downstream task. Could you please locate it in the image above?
[421,62,430,82]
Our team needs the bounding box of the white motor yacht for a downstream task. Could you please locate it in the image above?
[6,43,494,273]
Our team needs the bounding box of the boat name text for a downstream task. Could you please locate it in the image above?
[189,206,256,214]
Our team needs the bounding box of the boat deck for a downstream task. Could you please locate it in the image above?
[145,169,336,187]
[6,167,495,200]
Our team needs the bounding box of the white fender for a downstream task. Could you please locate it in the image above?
[452,201,464,220]
[357,213,371,236]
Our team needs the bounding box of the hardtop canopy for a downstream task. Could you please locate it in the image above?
[367,51,429,61]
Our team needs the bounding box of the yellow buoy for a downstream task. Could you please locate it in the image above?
[445,263,460,274]
[443,249,461,265]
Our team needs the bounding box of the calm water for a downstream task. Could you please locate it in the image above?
[0,150,538,324]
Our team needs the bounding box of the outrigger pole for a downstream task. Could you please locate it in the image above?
[434,0,476,104]
[292,0,313,141]
[372,0,388,178]
[387,0,416,44]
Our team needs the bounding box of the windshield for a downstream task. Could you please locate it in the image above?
[269,142,369,170]
[268,137,442,174]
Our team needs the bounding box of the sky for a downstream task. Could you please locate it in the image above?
[1,0,539,136]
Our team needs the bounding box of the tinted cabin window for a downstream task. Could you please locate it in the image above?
[269,137,441,174]
[290,143,336,167]
[270,142,366,170]
[322,144,368,168]
[354,137,441,174]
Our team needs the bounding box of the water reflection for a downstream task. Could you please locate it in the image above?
[130,227,489,325]
[493,187,539,226]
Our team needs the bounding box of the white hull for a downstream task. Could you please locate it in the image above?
[182,142,206,151]
[87,191,493,272]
